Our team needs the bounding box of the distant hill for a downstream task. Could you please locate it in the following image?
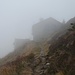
[48,17,75,41]
[67,17,75,24]
[60,17,75,31]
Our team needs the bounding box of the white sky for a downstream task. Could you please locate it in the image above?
[0,0,75,58]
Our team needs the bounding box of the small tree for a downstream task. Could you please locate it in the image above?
[68,23,75,31]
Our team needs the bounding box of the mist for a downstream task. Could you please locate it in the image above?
[0,0,75,58]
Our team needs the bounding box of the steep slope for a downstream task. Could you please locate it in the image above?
[0,26,75,75]
[0,41,41,66]
[0,17,75,75]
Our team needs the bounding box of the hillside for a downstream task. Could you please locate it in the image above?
[0,17,75,75]
[0,41,41,66]
[0,27,75,75]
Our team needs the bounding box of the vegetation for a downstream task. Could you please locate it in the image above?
[68,23,75,31]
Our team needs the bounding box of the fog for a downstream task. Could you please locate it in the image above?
[0,0,75,58]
